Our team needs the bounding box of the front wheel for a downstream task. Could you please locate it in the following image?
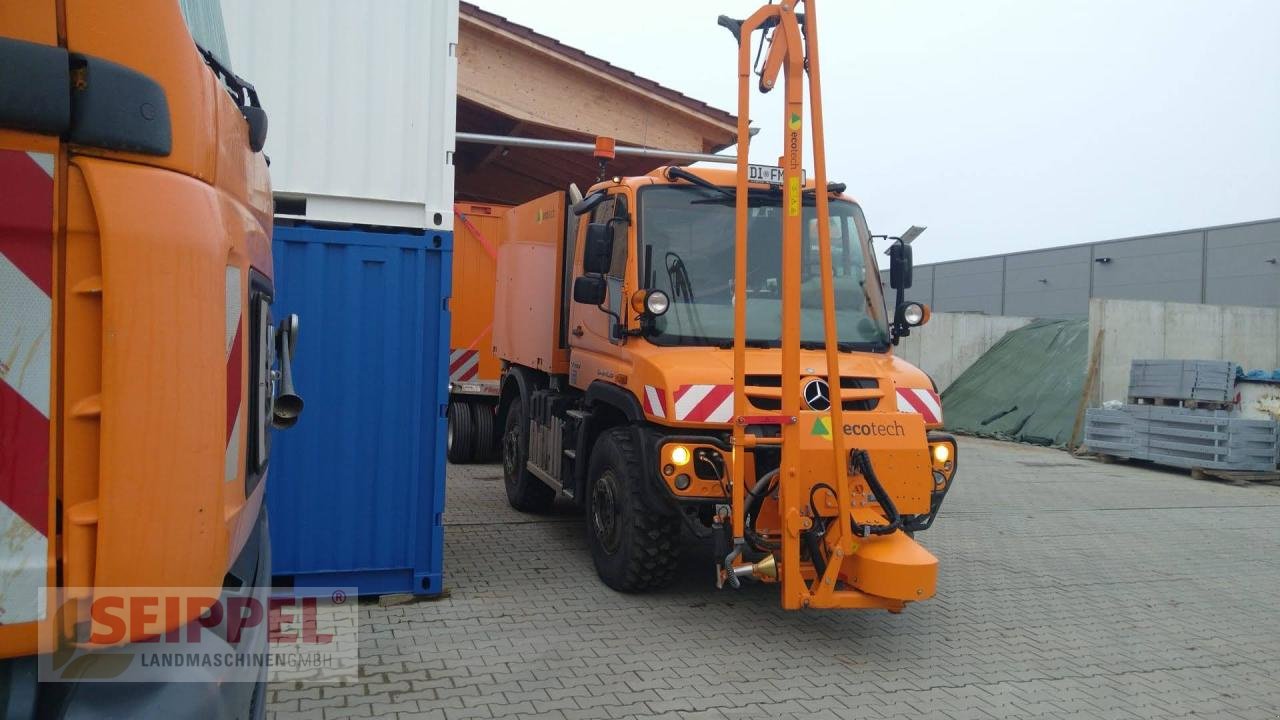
[586,428,682,592]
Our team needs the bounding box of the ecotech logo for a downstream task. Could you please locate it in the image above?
[38,587,358,683]
[810,416,906,440]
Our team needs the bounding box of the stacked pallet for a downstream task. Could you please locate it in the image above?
[1128,359,1235,406]
[1085,360,1280,473]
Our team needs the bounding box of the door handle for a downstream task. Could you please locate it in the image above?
[572,325,584,337]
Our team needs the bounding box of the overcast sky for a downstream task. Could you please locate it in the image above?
[477,0,1280,264]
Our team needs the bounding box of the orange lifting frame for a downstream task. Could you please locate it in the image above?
[729,1,887,610]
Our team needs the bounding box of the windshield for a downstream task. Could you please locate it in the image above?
[638,185,890,350]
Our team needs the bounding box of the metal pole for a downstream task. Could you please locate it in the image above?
[454,132,737,165]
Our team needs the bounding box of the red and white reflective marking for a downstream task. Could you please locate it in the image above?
[449,349,479,383]
[642,385,667,419]
[673,384,734,423]
[896,387,942,424]
[225,266,244,482]
[0,150,53,624]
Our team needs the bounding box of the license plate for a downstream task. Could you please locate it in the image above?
[747,164,805,186]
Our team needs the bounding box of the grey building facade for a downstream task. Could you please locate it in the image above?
[880,217,1280,318]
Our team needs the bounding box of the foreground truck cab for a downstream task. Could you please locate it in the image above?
[1,1,299,715]
[494,0,957,611]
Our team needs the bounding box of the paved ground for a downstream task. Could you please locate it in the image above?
[270,438,1280,719]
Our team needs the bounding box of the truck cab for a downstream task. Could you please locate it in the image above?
[493,166,956,601]
[1,1,291,715]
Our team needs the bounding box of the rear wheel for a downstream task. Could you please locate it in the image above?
[586,428,682,592]
[473,402,498,462]
[446,401,475,464]
[502,395,555,512]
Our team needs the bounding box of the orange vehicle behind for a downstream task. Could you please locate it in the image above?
[446,201,509,463]
[1,2,296,716]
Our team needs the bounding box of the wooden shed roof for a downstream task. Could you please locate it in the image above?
[455,2,739,205]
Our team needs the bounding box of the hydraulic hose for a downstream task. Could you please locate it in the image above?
[744,469,780,552]
[849,450,901,536]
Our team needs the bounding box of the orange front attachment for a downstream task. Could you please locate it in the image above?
[728,0,938,610]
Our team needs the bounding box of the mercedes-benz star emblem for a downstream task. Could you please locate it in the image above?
[803,378,831,411]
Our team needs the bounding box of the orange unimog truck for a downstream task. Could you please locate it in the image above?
[1,1,299,715]
[446,202,509,463]
[494,0,956,610]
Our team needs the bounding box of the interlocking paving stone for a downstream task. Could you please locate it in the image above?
[270,438,1280,719]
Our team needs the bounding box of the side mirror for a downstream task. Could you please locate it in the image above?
[241,105,268,153]
[888,241,913,290]
[573,275,607,305]
[582,223,613,275]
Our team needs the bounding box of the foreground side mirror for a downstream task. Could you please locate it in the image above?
[573,275,607,305]
[582,223,613,275]
[888,241,913,290]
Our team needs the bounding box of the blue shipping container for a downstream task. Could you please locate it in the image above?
[269,224,451,596]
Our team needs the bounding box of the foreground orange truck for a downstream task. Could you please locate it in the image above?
[1,2,298,715]
[493,0,956,609]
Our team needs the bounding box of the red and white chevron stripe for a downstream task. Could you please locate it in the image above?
[896,387,942,424]
[0,149,53,625]
[225,266,244,482]
[642,384,667,419]
[673,384,734,423]
[449,348,479,383]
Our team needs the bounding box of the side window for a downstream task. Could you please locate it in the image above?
[589,195,628,279]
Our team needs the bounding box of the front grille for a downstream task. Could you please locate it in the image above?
[743,375,881,411]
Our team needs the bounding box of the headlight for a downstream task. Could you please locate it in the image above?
[902,302,926,326]
[670,445,691,466]
[645,290,670,316]
[630,289,671,317]
[932,443,950,464]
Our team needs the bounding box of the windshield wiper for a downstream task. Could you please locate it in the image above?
[715,339,774,350]
[665,167,735,201]
[799,341,870,353]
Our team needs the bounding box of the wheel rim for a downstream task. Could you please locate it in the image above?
[591,470,622,554]
[503,414,520,482]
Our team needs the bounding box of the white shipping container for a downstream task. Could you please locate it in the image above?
[222,0,457,230]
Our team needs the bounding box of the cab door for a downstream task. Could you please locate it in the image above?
[0,4,61,655]
[567,190,634,381]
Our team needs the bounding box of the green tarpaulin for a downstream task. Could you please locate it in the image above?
[940,318,1088,447]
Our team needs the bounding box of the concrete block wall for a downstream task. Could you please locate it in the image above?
[1087,298,1280,404]
[894,312,1034,391]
